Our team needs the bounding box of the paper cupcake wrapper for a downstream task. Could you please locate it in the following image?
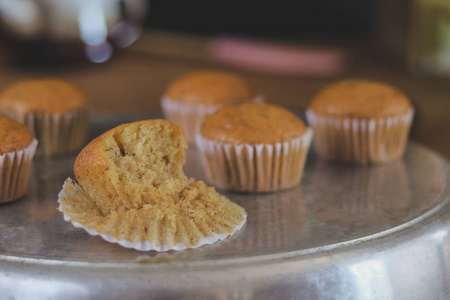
[161,95,263,144]
[3,110,88,157]
[306,109,414,164]
[0,139,38,203]
[58,178,247,252]
[196,128,313,192]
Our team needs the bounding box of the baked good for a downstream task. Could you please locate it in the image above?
[58,119,246,251]
[196,102,313,192]
[306,79,414,163]
[0,115,38,203]
[0,79,89,156]
[161,70,260,143]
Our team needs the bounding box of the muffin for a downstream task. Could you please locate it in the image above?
[0,79,89,156]
[196,102,313,192]
[161,70,260,143]
[0,115,38,203]
[58,119,246,251]
[306,79,414,164]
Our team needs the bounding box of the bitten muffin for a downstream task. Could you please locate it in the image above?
[0,79,89,156]
[161,70,260,143]
[58,119,246,251]
[196,102,313,192]
[306,79,414,164]
[0,115,38,203]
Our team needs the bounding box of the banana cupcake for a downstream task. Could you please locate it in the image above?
[306,79,414,164]
[0,79,89,156]
[161,70,260,143]
[196,102,313,192]
[58,119,246,251]
[0,115,38,203]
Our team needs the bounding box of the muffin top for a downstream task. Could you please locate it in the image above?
[200,102,307,144]
[0,115,34,155]
[308,79,412,118]
[74,119,188,182]
[0,79,87,114]
[164,70,256,105]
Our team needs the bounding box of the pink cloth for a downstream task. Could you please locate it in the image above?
[207,37,346,76]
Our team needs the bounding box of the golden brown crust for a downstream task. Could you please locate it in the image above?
[0,115,34,155]
[164,70,256,105]
[308,79,412,119]
[0,79,87,114]
[200,102,307,144]
[75,119,184,181]
[63,118,247,249]
[74,119,189,214]
[73,133,108,183]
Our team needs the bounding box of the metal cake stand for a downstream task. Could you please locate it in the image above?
[1,114,449,300]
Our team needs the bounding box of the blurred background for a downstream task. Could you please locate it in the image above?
[147,1,374,38]
[0,0,449,158]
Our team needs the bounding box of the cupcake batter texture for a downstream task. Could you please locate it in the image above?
[58,119,246,251]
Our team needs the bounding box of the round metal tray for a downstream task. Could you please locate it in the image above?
[1,114,450,299]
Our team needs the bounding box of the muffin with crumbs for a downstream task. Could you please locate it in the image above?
[58,119,246,251]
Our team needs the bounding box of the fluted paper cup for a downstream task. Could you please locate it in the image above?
[306,109,414,164]
[4,110,88,157]
[0,139,38,203]
[196,128,313,192]
[58,178,247,252]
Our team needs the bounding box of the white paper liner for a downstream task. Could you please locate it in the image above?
[196,128,313,192]
[3,110,88,157]
[58,178,247,252]
[0,139,38,203]
[305,109,414,164]
[161,95,263,144]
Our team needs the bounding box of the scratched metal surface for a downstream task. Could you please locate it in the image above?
[1,113,449,300]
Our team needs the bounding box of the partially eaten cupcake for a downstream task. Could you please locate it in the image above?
[58,119,246,251]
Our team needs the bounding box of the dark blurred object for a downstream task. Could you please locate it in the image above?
[0,0,148,64]
[377,0,450,76]
[146,1,375,39]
